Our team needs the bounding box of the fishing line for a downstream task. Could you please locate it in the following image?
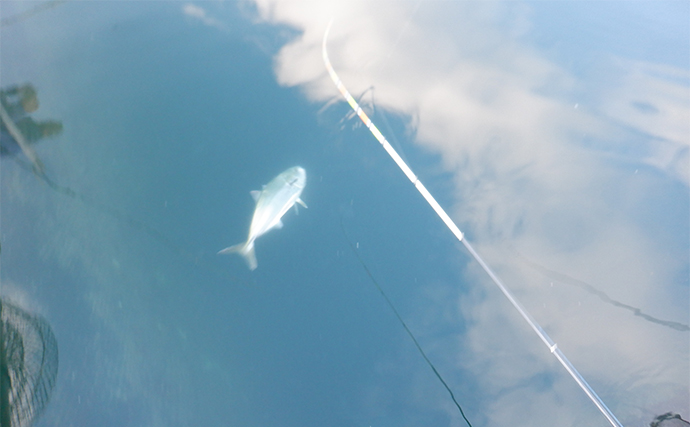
[385,0,424,61]
[512,250,689,332]
[323,22,624,427]
[370,89,412,167]
[338,86,412,167]
[338,86,375,131]
[0,0,67,28]
[7,156,246,284]
[340,216,473,427]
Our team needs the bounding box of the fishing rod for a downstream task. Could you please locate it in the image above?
[322,22,624,427]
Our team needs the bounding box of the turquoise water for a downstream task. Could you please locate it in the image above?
[1,2,688,426]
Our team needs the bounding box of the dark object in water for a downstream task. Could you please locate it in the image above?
[651,413,690,427]
[0,298,58,427]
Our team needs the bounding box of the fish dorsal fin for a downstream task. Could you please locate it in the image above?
[273,219,283,230]
[250,190,261,202]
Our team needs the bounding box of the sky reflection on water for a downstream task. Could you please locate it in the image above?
[1,1,688,426]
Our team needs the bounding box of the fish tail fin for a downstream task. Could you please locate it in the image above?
[218,241,258,270]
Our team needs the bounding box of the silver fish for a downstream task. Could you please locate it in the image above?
[218,166,307,270]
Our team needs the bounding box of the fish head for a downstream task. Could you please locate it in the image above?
[283,166,306,190]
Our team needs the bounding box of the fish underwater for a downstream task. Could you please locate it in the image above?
[218,166,307,270]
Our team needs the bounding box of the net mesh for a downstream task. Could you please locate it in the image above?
[1,298,58,427]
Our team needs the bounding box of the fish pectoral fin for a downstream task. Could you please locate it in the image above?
[250,190,261,202]
[293,198,307,215]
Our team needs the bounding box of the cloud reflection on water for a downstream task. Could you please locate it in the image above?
[247,0,689,425]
